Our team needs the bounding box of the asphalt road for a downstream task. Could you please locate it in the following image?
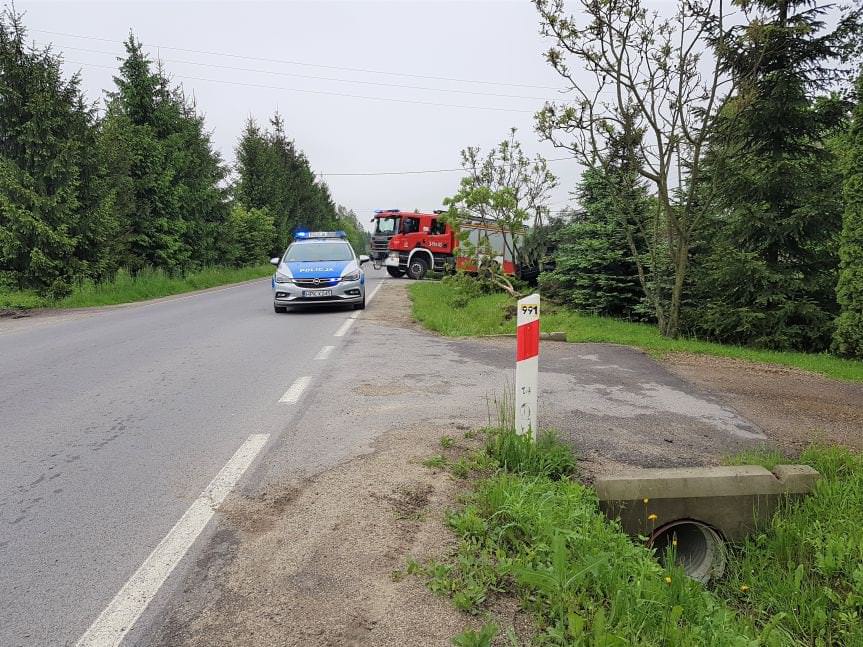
[0,268,389,647]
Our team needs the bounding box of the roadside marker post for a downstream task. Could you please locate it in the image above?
[516,293,540,438]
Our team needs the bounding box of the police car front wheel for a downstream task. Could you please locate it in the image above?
[274,304,288,314]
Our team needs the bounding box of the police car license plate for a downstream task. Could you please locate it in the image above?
[303,289,332,298]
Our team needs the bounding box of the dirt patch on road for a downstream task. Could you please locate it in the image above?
[363,279,419,330]
[155,425,480,647]
[663,352,863,453]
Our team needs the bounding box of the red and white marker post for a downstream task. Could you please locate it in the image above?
[515,293,540,438]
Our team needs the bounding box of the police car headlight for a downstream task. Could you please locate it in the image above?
[341,271,360,282]
[274,272,293,284]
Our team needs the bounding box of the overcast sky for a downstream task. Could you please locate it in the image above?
[17,0,585,230]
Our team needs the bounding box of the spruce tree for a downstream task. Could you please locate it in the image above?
[693,0,861,350]
[540,168,647,318]
[234,113,339,253]
[101,36,227,274]
[833,72,863,357]
[0,8,117,297]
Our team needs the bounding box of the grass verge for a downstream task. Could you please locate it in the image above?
[409,281,863,383]
[414,425,863,645]
[0,265,273,310]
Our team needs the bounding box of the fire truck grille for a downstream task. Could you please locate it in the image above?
[371,238,390,252]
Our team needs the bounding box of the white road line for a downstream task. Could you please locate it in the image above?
[75,433,270,647]
[279,375,312,403]
[366,282,383,304]
[315,345,335,360]
[333,317,355,337]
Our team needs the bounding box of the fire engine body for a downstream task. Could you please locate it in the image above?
[371,210,522,280]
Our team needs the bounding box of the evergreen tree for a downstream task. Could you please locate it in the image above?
[834,72,863,358]
[540,168,647,318]
[0,8,117,297]
[234,113,339,253]
[100,36,227,274]
[692,0,861,350]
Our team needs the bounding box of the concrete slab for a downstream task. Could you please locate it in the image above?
[596,464,819,542]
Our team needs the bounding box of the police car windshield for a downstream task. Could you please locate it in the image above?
[285,242,353,262]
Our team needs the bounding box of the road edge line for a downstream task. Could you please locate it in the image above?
[75,433,270,647]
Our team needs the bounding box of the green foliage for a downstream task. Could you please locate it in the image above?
[688,0,860,351]
[223,205,275,266]
[234,114,344,254]
[443,129,557,288]
[409,281,863,382]
[716,446,863,645]
[426,448,756,644]
[834,72,863,358]
[0,8,118,298]
[100,35,228,275]
[424,417,863,644]
[451,623,498,647]
[540,167,648,319]
[484,429,577,480]
[54,264,272,308]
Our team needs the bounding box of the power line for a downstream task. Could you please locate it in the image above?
[53,44,554,101]
[319,156,576,177]
[33,27,561,91]
[65,60,537,114]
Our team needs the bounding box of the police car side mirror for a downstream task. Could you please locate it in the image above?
[269,257,280,266]
[359,255,370,265]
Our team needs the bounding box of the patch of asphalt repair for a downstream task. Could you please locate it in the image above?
[141,281,776,646]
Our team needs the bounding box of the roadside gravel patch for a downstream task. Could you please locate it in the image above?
[663,352,863,452]
[153,424,479,647]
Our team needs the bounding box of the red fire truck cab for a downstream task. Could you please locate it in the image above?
[375,210,522,280]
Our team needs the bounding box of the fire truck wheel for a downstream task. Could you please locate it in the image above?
[407,256,429,280]
[386,266,405,278]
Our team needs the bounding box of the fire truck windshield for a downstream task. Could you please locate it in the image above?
[374,217,399,235]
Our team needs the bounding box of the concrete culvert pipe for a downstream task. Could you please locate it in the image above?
[650,520,726,583]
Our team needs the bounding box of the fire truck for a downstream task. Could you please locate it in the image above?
[371,209,523,280]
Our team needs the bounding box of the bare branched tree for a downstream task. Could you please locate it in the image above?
[535,0,730,337]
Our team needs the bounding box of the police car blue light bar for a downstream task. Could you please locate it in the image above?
[294,230,347,240]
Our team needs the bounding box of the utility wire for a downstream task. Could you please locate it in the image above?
[54,44,556,101]
[33,27,561,91]
[65,59,537,113]
[319,156,576,176]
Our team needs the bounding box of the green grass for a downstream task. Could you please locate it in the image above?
[0,265,273,310]
[417,425,863,645]
[409,281,863,383]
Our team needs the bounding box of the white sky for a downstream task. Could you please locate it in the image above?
[16,0,585,230]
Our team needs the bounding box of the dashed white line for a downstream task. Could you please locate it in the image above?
[279,375,312,403]
[315,345,335,360]
[75,433,270,647]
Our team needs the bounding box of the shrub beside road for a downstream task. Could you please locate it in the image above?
[410,281,863,383]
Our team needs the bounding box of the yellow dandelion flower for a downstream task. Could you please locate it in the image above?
[647,513,658,521]
[643,497,649,504]
[665,576,672,584]
[740,585,750,592]
[672,538,678,547]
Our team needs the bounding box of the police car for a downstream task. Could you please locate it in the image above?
[270,231,370,313]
